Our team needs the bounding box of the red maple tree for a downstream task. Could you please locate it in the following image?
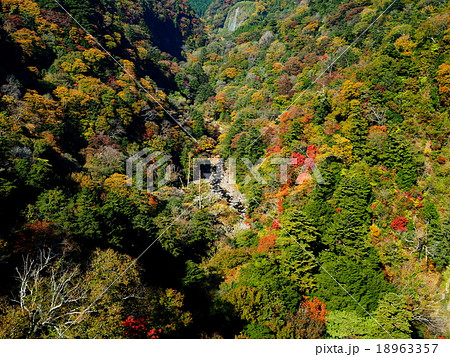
[390,216,408,232]
[257,232,277,253]
[306,145,319,159]
[301,297,328,323]
[291,152,306,167]
[271,219,281,229]
[122,316,161,339]
[277,199,284,212]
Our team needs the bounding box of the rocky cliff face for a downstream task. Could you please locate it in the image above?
[223,1,255,32]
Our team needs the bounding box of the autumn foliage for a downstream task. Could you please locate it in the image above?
[256,232,277,253]
[301,297,328,324]
[291,152,306,168]
[1,0,450,341]
[122,317,162,339]
[390,216,409,232]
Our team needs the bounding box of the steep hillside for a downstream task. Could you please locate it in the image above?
[185,0,450,338]
[0,0,218,338]
[223,1,256,32]
[0,0,449,340]
[188,0,215,16]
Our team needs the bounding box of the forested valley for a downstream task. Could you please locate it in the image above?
[0,0,449,339]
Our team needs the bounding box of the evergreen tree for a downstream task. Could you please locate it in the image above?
[304,161,341,234]
[313,95,332,124]
[315,251,391,313]
[326,310,377,339]
[322,175,373,256]
[191,109,205,138]
[383,134,418,190]
[372,293,413,339]
[279,209,320,251]
[345,112,368,160]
